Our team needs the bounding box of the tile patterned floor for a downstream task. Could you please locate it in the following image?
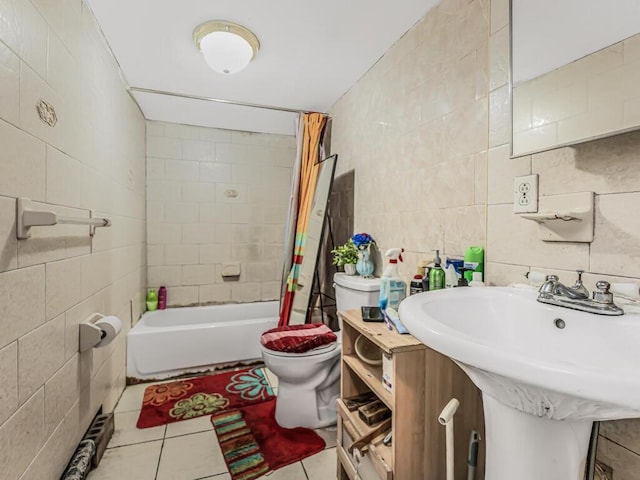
[87,369,338,480]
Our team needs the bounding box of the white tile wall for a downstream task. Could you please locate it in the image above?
[146,121,296,306]
[0,1,146,479]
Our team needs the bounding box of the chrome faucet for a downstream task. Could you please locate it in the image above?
[538,272,588,300]
[537,271,624,316]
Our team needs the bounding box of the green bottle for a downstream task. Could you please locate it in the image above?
[429,250,445,291]
[463,246,485,282]
[146,289,158,311]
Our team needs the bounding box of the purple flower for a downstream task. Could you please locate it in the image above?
[351,233,375,248]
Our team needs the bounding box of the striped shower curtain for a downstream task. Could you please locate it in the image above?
[278,113,327,326]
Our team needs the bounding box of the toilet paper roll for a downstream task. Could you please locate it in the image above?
[94,316,122,348]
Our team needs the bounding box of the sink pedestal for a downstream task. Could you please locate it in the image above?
[483,394,592,480]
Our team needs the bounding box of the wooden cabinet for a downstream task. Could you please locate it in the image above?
[337,309,484,480]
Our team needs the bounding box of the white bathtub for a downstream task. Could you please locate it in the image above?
[126,301,279,380]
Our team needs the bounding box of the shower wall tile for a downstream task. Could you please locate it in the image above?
[199,284,232,304]
[45,257,82,320]
[0,342,18,425]
[0,118,46,201]
[0,388,45,480]
[0,41,20,125]
[0,195,18,272]
[146,121,296,305]
[0,265,45,348]
[43,354,80,438]
[17,314,66,404]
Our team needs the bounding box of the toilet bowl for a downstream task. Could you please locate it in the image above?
[260,334,342,429]
[261,274,380,429]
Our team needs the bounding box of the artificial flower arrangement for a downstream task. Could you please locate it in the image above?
[331,233,377,275]
[351,232,376,250]
[331,240,359,267]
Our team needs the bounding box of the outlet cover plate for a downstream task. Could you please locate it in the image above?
[514,174,539,213]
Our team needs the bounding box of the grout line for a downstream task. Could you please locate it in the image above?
[154,434,166,480]
[300,460,310,480]
[105,437,164,450]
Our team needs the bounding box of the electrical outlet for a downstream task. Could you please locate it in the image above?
[513,174,539,213]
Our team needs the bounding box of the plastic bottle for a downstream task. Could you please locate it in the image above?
[469,272,485,287]
[410,272,424,295]
[378,248,407,310]
[429,250,445,291]
[420,258,432,292]
[445,264,458,288]
[463,246,484,283]
[146,289,158,311]
[158,286,167,310]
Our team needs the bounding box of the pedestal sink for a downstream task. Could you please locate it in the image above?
[398,287,640,480]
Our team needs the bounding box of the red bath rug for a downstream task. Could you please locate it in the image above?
[136,367,274,429]
[211,398,326,480]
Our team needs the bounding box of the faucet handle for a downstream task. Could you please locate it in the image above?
[572,270,589,297]
[546,274,559,282]
[593,281,613,304]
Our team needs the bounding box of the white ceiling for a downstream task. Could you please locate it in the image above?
[86,0,440,135]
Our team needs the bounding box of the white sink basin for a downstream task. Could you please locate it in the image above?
[399,286,640,480]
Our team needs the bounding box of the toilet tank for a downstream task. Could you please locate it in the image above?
[333,273,381,313]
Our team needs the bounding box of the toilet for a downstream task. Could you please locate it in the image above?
[260,273,380,429]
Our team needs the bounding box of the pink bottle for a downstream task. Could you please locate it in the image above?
[158,286,167,310]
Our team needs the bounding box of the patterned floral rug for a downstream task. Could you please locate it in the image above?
[211,398,326,480]
[136,367,274,429]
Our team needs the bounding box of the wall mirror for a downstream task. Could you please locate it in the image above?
[511,0,640,157]
[289,154,337,325]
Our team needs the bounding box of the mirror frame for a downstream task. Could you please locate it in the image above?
[288,154,338,325]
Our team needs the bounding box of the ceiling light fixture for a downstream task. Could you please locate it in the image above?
[193,20,260,75]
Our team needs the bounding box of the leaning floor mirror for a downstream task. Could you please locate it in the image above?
[288,154,338,325]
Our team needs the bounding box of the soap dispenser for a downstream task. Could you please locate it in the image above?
[429,250,445,291]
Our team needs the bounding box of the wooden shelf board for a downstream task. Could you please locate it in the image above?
[343,354,393,409]
[340,310,426,354]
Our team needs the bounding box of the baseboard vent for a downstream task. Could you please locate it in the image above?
[83,412,115,468]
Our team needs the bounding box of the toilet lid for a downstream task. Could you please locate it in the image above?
[260,323,337,354]
[262,341,339,357]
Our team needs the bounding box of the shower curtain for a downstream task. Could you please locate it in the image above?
[278,113,327,327]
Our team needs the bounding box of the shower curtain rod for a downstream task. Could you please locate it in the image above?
[128,86,327,115]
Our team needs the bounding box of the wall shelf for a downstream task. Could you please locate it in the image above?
[519,191,594,242]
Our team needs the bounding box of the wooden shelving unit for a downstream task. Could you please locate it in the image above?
[337,308,485,480]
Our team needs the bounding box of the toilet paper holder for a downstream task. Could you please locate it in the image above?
[80,313,121,352]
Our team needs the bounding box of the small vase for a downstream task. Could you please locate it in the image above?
[356,246,375,277]
[344,264,357,275]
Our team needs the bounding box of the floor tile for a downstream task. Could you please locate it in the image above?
[114,383,148,413]
[87,440,162,480]
[109,410,165,447]
[198,475,231,480]
[259,462,308,480]
[156,430,228,480]
[314,425,337,449]
[165,414,214,438]
[302,447,337,480]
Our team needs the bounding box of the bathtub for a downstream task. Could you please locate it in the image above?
[127,301,279,380]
